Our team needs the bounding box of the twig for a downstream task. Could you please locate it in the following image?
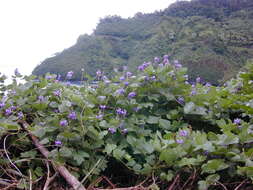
[20,121,86,190]
[168,174,180,190]
[43,161,57,190]
[3,135,24,178]
[216,181,228,190]
[29,169,32,190]
[234,179,247,190]
[77,158,103,189]
[102,176,116,189]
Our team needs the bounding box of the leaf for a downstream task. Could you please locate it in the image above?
[104,144,117,154]
[159,119,171,129]
[39,138,49,145]
[201,159,229,174]
[147,116,159,124]
[59,147,73,158]
[184,102,195,114]
[20,150,37,158]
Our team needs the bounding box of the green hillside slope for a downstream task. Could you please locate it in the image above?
[32,0,253,84]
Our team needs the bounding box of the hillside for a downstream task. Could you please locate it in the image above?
[32,0,253,84]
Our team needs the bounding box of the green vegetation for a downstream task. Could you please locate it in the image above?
[33,0,253,84]
[1,58,253,189]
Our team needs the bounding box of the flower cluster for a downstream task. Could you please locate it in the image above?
[116,108,127,116]
[66,71,74,79]
[68,112,77,120]
[138,62,151,71]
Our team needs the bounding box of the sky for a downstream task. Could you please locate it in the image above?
[0,0,177,80]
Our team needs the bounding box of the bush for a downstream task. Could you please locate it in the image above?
[0,58,253,189]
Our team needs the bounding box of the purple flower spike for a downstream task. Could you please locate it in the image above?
[60,120,68,127]
[179,130,188,137]
[68,112,77,120]
[196,77,201,83]
[66,71,74,79]
[108,128,116,134]
[53,90,61,97]
[233,118,241,125]
[176,139,184,144]
[10,106,16,111]
[55,140,62,146]
[128,92,137,99]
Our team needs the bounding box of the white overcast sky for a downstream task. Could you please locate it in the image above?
[0,0,177,79]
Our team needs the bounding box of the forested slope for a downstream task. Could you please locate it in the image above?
[32,0,253,84]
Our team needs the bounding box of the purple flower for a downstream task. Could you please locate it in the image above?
[108,128,116,134]
[60,120,68,127]
[57,74,61,80]
[133,107,140,112]
[99,105,106,110]
[68,112,77,120]
[96,114,103,120]
[128,92,136,99]
[177,97,184,104]
[190,89,197,96]
[66,71,74,79]
[115,88,125,95]
[176,139,184,144]
[124,81,129,86]
[150,76,156,81]
[196,77,201,83]
[119,76,125,81]
[179,130,188,137]
[163,55,169,60]
[5,108,12,116]
[45,75,54,80]
[126,72,132,77]
[0,102,5,108]
[14,68,21,76]
[205,82,211,87]
[154,57,160,63]
[98,96,106,101]
[122,128,128,134]
[18,112,24,119]
[116,108,127,116]
[96,70,102,77]
[175,63,182,69]
[53,90,61,97]
[233,118,241,125]
[55,140,62,146]
[138,65,145,71]
[10,106,16,111]
[38,95,45,102]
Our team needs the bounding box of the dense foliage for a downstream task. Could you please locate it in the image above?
[1,57,253,189]
[33,0,253,84]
